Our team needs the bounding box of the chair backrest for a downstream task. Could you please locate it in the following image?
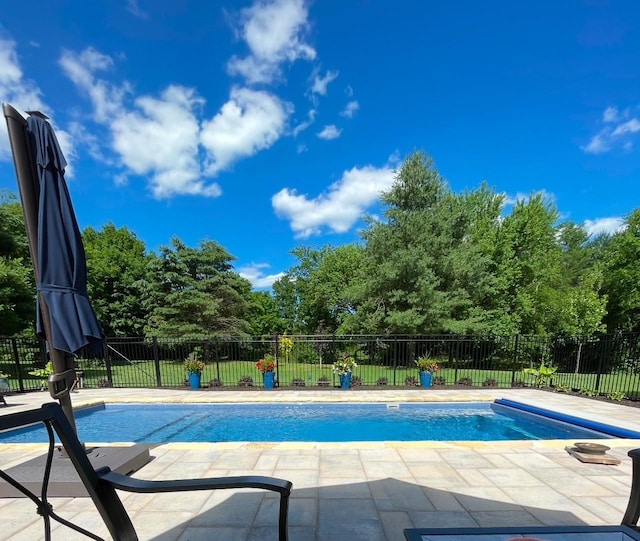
[0,402,139,540]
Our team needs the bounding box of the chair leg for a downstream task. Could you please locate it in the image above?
[278,491,290,541]
[623,449,640,527]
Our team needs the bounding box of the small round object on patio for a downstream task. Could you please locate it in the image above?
[574,442,611,454]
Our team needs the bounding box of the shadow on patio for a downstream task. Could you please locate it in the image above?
[127,476,606,541]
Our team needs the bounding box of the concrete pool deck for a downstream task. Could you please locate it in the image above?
[1,388,639,540]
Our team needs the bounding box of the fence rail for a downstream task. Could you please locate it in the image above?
[1,334,639,399]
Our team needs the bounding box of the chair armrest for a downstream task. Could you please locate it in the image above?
[99,469,292,541]
[98,469,292,495]
[623,448,640,527]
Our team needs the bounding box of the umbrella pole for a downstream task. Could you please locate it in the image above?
[3,103,79,434]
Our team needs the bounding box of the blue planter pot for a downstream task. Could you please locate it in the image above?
[419,371,433,388]
[263,371,275,389]
[189,372,201,390]
[339,372,352,390]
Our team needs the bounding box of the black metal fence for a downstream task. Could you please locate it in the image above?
[1,334,639,399]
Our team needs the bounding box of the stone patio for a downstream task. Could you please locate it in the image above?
[1,388,638,540]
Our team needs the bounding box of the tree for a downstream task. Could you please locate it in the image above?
[355,151,450,334]
[601,209,640,333]
[246,291,287,336]
[273,244,365,334]
[354,151,503,335]
[0,192,34,335]
[493,193,565,335]
[83,223,151,336]
[272,273,301,332]
[144,237,253,338]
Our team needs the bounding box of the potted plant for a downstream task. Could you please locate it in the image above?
[184,353,205,390]
[0,371,10,395]
[332,354,357,390]
[415,356,439,388]
[29,361,54,391]
[256,354,276,389]
[523,362,557,388]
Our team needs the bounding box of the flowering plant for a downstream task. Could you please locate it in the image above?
[184,353,205,374]
[416,356,439,372]
[332,354,358,375]
[256,354,276,373]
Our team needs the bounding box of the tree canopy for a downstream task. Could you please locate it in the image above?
[0,151,637,339]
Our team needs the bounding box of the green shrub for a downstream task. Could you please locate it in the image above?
[404,376,418,386]
[606,391,626,401]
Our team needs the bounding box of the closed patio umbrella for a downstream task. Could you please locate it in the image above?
[3,103,104,432]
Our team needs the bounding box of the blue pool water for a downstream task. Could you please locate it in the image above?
[0,402,615,443]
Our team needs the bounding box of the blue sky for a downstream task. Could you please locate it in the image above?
[1,0,639,288]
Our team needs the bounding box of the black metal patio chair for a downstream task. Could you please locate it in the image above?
[0,402,292,540]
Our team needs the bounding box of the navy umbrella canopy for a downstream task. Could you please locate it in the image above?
[4,104,104,430]
[27,114,104,355]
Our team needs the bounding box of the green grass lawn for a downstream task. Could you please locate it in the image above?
[53,359,640,398]
[3,357,637,397]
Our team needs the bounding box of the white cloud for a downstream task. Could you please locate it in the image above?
[340,100,359,118]
[61,47,223,197]
[61,47,293,197]
[227,0,316,84]
[0,38,75,173]
[272,163,395,237]
[503,189,555,207]
[59,47,130,123]
[582,133,610,155]
[126,0,148,19]
[114,173,129,186]
[582,105,640,154]
[612,118,640,136]
[317,124,342,140]
[0,38,46,159]
[201,86,291,175]
[238,263,285,289]
[603,106,619,123]
[111,85,219,198]
[292,108,316,137]
[296,143,307,153]
[345,85,354,97]
[67,121,110,163]
[310,69,338,96]
[583,217,626,236]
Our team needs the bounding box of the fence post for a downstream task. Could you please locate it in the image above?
[214,339,221,384]
[594,337,606,393]
[511,335,520,386]
[152,337,162,387]
[104,343,114,387]
[11,337,24,392]
[274,334,280,387]
[451,340,457,385]
[392,336,398,386]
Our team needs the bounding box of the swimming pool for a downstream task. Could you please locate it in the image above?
[0,401,622,443]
